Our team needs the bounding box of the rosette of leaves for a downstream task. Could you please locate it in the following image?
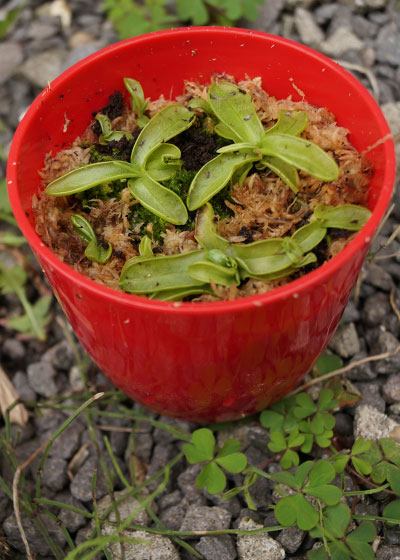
[120,202,371,299]
[182,428,247,494]
[186,81,340,210]
[45,89,195,225]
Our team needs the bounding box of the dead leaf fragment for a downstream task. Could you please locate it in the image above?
[0,364,29,427]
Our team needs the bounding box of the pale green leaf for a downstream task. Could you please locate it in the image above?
[128,174,188,225]
[131,104,195,167]
[260,133,339,181]
[120,250,207,294]
[208,82,264,144]
[313,203,371,231]
[187,151,258,211]
[45,160,138,196]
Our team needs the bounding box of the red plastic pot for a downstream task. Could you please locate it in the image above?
[7,28,395,422]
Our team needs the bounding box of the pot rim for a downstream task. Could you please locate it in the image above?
[7,26,396,316]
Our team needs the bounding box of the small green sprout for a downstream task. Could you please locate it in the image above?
[123,78,150,128]
[119,203,371,297]
[95,113,134,144]
[186,82,340,210]
[182,428,247,494]
[70,214,112,264]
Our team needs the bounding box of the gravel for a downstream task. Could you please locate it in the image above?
[1,0,400,558]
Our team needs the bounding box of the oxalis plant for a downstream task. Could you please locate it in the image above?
[44,78,371,297]
[181,384,400,560]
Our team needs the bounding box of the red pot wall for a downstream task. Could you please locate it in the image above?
[7,28,395,422]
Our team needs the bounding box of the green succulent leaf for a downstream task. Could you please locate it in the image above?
[120,250,207,294]
[71,214,112,264]
[187,151,258,210]
[313,204,372,231]
[208,81,265,144]
[196,462,226,494]
[150,286,215,301]
[131,104,195,167]
[138,235,153,258]
[260,155,299,193]
[124,77,149,127]
[45,160,139,196]
[315,433,334,448]
[194,203,229,252]
[95,113,112,136]
[70,214,97,245]
[188,260,239,287]
[84,240,112,264]
[259,133,339,182]
[145,143,182,181]
[128,174,188,225]
[265,109,309,136]
[275,494,319,530]
[183,428,215,463]
[352,457,372,476]
[346,522,376,560]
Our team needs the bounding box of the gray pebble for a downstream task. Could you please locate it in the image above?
[56,492,89,533]
[277,524,305,554]
[197,535,237,560]
[294,7,324,48]
[354,405,399,440]
[42,456,68,492]
[329,322,360,358]
[12,371,37,402]
[17,49,66,88]
[383,374,400,403]
[0,42,24,83]
[180,505,232,535]
[3,512,66,556]
[237,517,285,560]
[70,455,108,503]
[177,464,207,507]
[376,22,400,66]
[371,331,400,375]
[159,504,187,531]
[27,361,58,397]
[376,545,400,560]
[346,352,376,381]
[2,338,25,361]
[363,262,394,291]
[42,340,75,371]
[354,381,385,412]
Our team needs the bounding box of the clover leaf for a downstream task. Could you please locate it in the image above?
[182,428,247,495]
